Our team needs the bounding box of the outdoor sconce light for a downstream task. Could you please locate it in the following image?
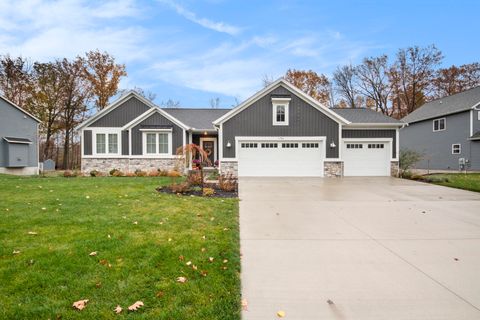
[226,141,232,148]
[330,141,336,148]
[203,131,208,136]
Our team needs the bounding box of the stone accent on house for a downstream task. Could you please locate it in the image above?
[81,158,181,174]
[220,161,238,177]
[324,161,343,177]
[390,161,399,177]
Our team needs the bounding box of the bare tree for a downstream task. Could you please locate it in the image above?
[210,97,221,109]
[262,74,275,87]
[390,45,443,115]
[333,64,359,108]
[355,55,393,115]
[0,55,32,108]
[159,99,181,108]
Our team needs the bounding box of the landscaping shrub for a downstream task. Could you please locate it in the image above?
[111,170,124,177]
[170,182,191,193]
[147,169,159,177]
[187,172,203,185]
[399,149,423,178]
[158,169,168,176]
[89,170,100,177]
[125,172,136,177]
[135,169,147,177]
[424,175,450,183]
[167,170,182,177]
[63,170,77,178]
[203,187,215,197]
[109,168,121,176]
[219,173,237,192]
[207,171,219,180]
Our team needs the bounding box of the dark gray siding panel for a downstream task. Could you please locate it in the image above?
[122,130,129,155]
[343,129,397,158]
[222,85,339,158]
[0,98,38,167]
[89,96,150,127]
[131,112,183,156]
[400,111,480,170]
[83,130,92,155]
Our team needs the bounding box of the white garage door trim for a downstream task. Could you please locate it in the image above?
[342,138,392,176]
[236,136,326,177]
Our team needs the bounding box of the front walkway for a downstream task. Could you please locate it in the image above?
[239,177,480,319]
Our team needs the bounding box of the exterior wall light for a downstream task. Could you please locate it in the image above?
[226,141,232,148]
[330,141,336,148]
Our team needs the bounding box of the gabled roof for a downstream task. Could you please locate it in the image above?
[402,86,480,124]
[0,95,41,123]
[332,108,404,126]
[212,78,350,125]
[163,108,230,130]
[121,107,190,131]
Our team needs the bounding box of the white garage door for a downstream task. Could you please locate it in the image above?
[237,139,324,177]
[342,141,391,176]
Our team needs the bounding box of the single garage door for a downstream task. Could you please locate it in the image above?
[237,140,324,177]
[342,141,391,176]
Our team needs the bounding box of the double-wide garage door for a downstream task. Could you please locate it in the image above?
[342,140,391,176]
[237,140,324,177]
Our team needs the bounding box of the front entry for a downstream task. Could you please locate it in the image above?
[200,137,217,167]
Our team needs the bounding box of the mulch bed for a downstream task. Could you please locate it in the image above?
[156,186,238,198]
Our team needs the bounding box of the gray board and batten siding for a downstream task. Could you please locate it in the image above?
[90,97,150,127]
[343,129,397,158]
[222,85,340,158]
[0,97,39,168]
[400,110,480,171]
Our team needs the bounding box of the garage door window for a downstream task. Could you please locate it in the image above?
[282,143,298,148]
[302,143,319,148]
[368,144,384,149]
[261,143,278,148]
[346,143,363,149]
[241,143,258,148]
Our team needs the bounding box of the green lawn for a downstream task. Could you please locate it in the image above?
[422,173,480,192]
[0,174,240,319]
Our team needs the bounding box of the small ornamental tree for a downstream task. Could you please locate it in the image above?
[399,149,423,177]
[176,144,211,192]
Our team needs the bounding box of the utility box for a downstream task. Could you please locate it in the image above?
[3,137,32,168]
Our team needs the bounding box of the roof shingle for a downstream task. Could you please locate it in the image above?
[162,108,230,130]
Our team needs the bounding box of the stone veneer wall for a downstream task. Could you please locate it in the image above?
[220,161,238,177]
[324,161,343,177]
[82,158,181,174]
[390,161,399,177]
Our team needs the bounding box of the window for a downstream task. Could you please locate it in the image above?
[143,132,171,155]
[433,118,446,132]
[302,143,319,148]
[241,143,258,148]
[346,143,363,149]
[282,143,298,148]
[368,143,384,149]
[452,144,461,154]
[261,143,278,148]
[96,133,118,154]
[272,98,290,126]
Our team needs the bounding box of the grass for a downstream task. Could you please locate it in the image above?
[421,173,480,192]
[0,174,240,319]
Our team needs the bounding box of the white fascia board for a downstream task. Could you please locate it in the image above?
[344,123,404,129]
[212,78,351,125]
[121,107,190,131]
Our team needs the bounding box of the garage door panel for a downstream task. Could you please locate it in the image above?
[238,140,324,177]
[343,141,390,176]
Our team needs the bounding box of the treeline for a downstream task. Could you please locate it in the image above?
[0,51,127,169]
[276,45,480,118]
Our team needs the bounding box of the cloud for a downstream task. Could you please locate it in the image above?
[158,0,241,35]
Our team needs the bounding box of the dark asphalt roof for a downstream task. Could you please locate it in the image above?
[331,108,403,124]
[402,86,480,124]
[162,108,230,130]
[3,137,33,144]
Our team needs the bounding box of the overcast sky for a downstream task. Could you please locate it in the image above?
[0,0,478,108]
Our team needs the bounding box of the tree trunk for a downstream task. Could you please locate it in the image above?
[63,129,70,170]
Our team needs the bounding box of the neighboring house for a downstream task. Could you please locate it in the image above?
[77,78,403,177]
[0,96,41,175]
[400,87,480,171]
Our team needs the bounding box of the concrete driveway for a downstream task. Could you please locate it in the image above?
[239,177,480,320]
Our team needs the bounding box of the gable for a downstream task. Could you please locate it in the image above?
[89,96,151,127]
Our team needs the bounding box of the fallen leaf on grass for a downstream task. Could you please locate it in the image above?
[200,270,208,277]
[241,299,248,311]
[27,231,38,235]
[277,310,285,317]
[208,257,214,262]
[41,207,46,210]
[179,255,184,261]
[201,247,206,252]
[156,291,164,298]
[177,276,187,283]
[85,195,90,199]
[192,265,198,270]
[223,259,228,264]
[72,299,88,310]
[128,301,144,311]
[186,261,192,266]
[13,250,21,254]
[133,221,138,225]
[89,251,97,256]
[114,305,122,314]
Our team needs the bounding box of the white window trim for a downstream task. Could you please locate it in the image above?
[433,117,446,132]
[272,98,290,126]
[90,127,122,157]
[142,131,172,157]
[478,110,480,121]
[452,143,461,154]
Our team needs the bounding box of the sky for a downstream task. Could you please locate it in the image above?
[0,0,479,108]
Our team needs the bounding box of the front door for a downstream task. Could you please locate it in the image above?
[201,139,216,166]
